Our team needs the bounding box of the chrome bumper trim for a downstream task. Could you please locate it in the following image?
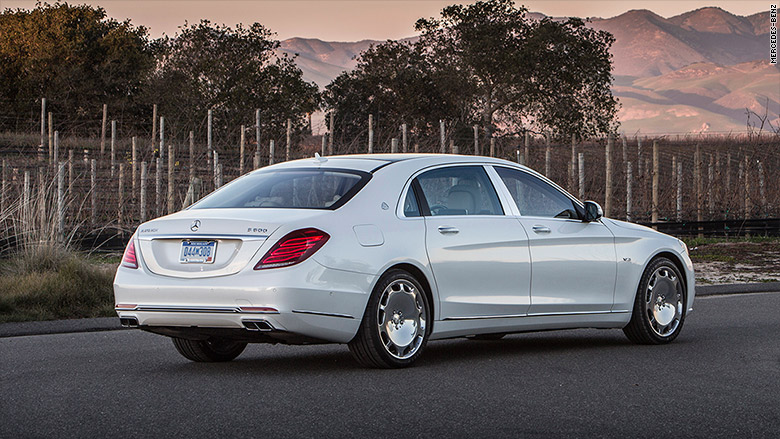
[291,309,354,319]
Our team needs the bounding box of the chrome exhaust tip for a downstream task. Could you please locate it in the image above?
[243,320,274,332]
[120,317,139,328]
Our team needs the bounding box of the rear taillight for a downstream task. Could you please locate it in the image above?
[254,228,330,270]
[121,239,138,269]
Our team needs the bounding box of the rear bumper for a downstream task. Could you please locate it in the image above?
[113,259,376,343]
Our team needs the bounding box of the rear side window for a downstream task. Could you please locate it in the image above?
[192,169,370,210]
[415,166,503,216]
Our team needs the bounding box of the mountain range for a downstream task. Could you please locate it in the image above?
[278,7,779,135]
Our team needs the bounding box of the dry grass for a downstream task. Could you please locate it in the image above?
[0,246,116,323]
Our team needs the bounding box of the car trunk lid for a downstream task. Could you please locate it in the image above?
[135,208,329,278]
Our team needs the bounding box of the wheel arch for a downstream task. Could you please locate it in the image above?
[648,251,688,294]
[384,262,436,333]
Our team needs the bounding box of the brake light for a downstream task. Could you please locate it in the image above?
[121,239,138,269]
[254,228,330,270]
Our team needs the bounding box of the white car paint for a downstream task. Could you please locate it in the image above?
[114,154,695,349]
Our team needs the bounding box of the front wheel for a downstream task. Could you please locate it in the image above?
[623,257,687,344]
[348,269,430,368]
[172,337,247,362]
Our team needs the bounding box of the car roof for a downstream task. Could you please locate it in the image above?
[260,153,531,174]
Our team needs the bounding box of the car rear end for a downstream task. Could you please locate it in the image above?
[113,160,386,344]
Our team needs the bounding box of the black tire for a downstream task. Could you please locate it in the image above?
[172,337,247,362]
[467,333,506,341]
[623,257,687,344]
[348,269,431,368]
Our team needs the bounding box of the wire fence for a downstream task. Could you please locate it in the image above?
[1,105,780,254]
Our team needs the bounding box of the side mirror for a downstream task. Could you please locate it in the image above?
[584,201,603,222]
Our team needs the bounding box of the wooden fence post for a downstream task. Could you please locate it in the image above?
[151,104,157,153]
[100,104,107,155]
[329,112,334,155]
[637,137,643,212]
[368,115,373,154]
[440,120,446,154]
[207,109,213,168]
[48,112,53,164]
[726,152,732,194]
[402,124,408,153]
[744,155,751,217]
[651,140,659,223]
[269,140,275,165]
[569,134,576,192]
[90,159,97,227]
[239,125,246,175]
[189,131,195,183]
[758,160,766,213]
[216,164,223,189]
[140,162,147,223]
[544,134,551,177]
[1,159,6,213]
[40,98,46,152]
[578,153,585,200]
[159,116,165,160]
[155,157,161,216]
[605,136,613,217]
[37,168,44,232]
[68,149,73,192]
[118,163,124,226]
[23,171,30,221]
[132,137,137,198]
[321,134,327,156]
[167,145,175,214]
[677,158,683,221]
[490,137,495,158]
[53,130,59,167]
[391,138,399,153]
[708,154,714,215]
[695,144,702,223]
[414,143,419,153]
[110,120,116,177]
[524,132,530,167]
[213,152,219,189]
[626,161,632,222]
[255,108,261,159]
[473,125,479,156]
[450,139,457,155]
[286,118,292,160]
[57,162,64,240]
[516,149,521,164]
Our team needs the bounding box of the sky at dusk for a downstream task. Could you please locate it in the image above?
[0,0,770,41]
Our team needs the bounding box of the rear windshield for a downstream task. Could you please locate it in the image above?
[191,168,370,210]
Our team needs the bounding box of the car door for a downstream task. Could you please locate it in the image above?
[492,166,617,315]
[413,165,531,319]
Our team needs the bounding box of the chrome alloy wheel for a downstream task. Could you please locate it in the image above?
[644,266,683,337]
[376,279,427,360]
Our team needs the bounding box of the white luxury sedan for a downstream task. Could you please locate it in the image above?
[114,154,694,368]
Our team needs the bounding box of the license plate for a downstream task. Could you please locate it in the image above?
[179,240,217,264]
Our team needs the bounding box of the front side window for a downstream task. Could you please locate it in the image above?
[495,167,580,219]
[192,169,369,210]
[415,166,503,216]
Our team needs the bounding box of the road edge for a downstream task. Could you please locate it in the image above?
[2,282,779,338]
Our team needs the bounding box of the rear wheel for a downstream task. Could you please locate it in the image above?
[172,337,247,362]
[349,269,430,368]
[623,257,686,344]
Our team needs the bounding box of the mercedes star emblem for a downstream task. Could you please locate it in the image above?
[190,220,201,232]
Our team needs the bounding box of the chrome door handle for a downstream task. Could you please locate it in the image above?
[532,225,551,233]
[438,226,460,234]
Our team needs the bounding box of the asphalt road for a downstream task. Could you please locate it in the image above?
[2,292,779,438]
